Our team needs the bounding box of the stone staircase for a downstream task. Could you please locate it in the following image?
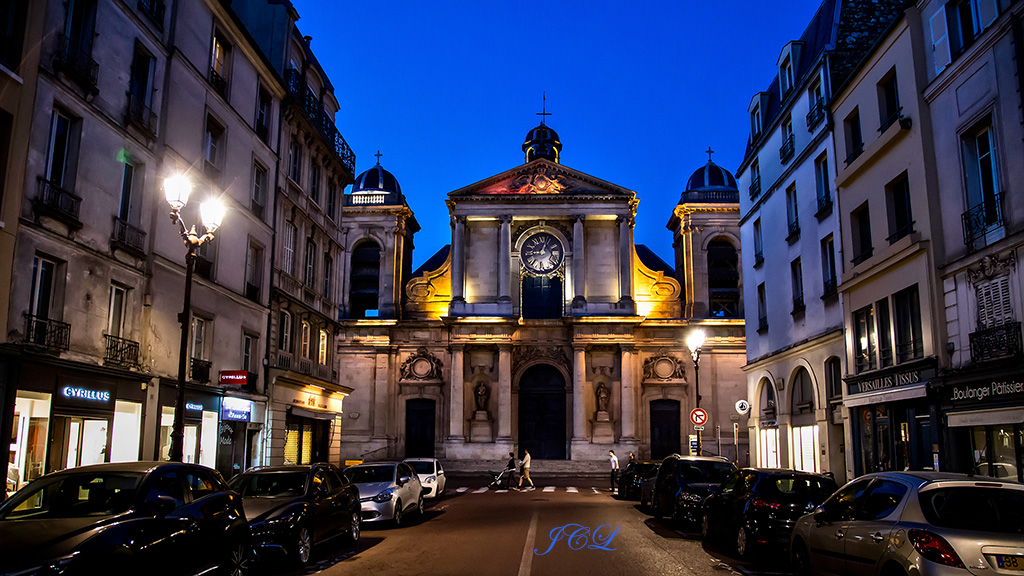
[441,458,609,478]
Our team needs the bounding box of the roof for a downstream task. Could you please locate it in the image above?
[635,245,674,276]
[43,461,180,475]
[411,245,450,278]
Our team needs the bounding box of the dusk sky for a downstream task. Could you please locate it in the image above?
[291,0,825,268]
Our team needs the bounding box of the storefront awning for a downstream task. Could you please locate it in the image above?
[844,383,928,407]
[289,406,338,421]
[947,407,1024,428]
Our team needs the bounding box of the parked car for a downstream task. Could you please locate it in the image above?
[618,461,658,500]
[228,463,360,566]
[652,454,737,525]
[701,468,838,560]
[0,461,250,576]
[343,462,423,526]
[790,471,1024,576]
[975,461,1019,480]
[403,458,446,498]
[639,464,660,511]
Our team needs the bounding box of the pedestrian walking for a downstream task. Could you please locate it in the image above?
[504,451,518,489]
[517,449,534,490]
[609,450,619,491]
[627,452,636,469]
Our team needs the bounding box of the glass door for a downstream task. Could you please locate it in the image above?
[51,415,110,471]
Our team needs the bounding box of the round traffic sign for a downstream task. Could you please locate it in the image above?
[689,408,708,426]
[735,399,750,415]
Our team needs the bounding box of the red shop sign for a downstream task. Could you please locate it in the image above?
[220,370,249,385]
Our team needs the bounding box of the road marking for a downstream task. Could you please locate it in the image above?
[566,486,578,493]
[591,488,600,493]
[456,487,468,493]
[543,486,555,492]
[496,489,509,493]
[518,510,539,576]
[473,487,488,493]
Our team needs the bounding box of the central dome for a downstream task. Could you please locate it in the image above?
[523,123,561,163]
[685,160,737,192]
[352,163,402,195]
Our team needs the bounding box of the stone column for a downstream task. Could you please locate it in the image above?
[572,346,586,441]
[620,345,635,440]
[571,214,586,308]
[448,346,465,442]
[498,216,512,303]
[497,345,512,440]
[372,349,391,440]
[617,216,635,310]
[451,216,466,306]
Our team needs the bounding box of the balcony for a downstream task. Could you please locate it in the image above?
[137,0,165,28]
[844,143,863,166]
[24,315,70,352]
[191,358,212,383]
[35,178,82,228]
[753,250,764,268]
[209,68,228,98]
[757,315,768,333]
[194,255,213,280]
[256,121,269,143]
[815,194,833,219]
[748,175,761,200]
[786,220,800,243]
[969,322,1023,363]
[779,134,795,163]
[886,222,915,245]
[822,276,838,298]
[53,34,98,94]
[962,193,1004,251]
[126,94,157,138]
[792,295,805,314]
[806,98,825,129]
[878,107,903,133]
[679,190,740,204]
[111,217,147,257]
[104,334,140,367]
[284,69,356,175]
[245,282,260,302]
[851,248,873,266]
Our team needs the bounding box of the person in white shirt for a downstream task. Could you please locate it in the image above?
[609,450,619,492]
[517,450,533,490]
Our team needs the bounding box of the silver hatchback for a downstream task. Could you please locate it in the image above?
[790,471,1024,576]
[343,462,423,526]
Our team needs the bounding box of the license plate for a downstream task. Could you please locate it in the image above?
[996,555,1024,570]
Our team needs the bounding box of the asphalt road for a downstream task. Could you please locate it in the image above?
[258,476,794,576]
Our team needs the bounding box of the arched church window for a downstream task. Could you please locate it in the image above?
[350,241,381,318]
[522,275,562,319]
[708,240,740,318]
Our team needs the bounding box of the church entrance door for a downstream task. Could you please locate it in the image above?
[517,364,566,460]
[405,399,435,458]
[650,399,681,459]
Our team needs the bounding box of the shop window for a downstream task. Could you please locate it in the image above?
[854,305,877,372]
[110,401,142,463]
[284,415,328,465]
[158,405,217,467]
[707,240,739,318]
[895,285,924,362]
[318,329,329,365]
[758,428,780,468]
[10,391,52,491]
[791,425,819,473]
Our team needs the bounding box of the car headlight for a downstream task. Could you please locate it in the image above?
[264,511,301,528]
[372,488,394,503]
[424,476,436,484]
[680,492,704,503]
[12,552,78,576]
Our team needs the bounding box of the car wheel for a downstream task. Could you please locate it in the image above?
[791,540,812,576]
[735,525,751,560]
[393,500,403,527]
[416,495,424,516]
[295,525,312,565]
[701,514,711,541]
[345,511,361,544]
[224,542,249,576]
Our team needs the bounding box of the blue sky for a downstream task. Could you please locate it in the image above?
[291,0,825,268]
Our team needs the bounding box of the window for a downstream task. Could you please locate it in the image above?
[886,173,913,243]
[304,240,316,286]
[780,56,793,94]
[753,219,763,266]
[791,258,804,312]
[288,137,301,183]
[318,329,328,365]
[786,184,799,239]
[878,70,901,131]
[751,104,762,137]
[946,0,999,57]
[282,223,296,276]
[279,311,292,352]
[203,115,225,172]
[195,238,215,280]
[191,316,207,361]
[255,85,271,142]
[0,0,27,70]
[251,162,267,215]
[322,252,332,298]
[210,30,231,96]
[62,0,97,60]
[309,162,320,204]
[821,235,837,295]
[128,43,155,133]
[854,305,877,372]
[877,298,893,368]
[814,153,831,214]
[350,242,381,319]
[825,357,843,399]
[844,108,863,165]
[118,161,136,222]
[749,160,761,199]
[894,284,924,362]
[326,184,337,221]
[45,109,76,188]
[791,367,817,472]
[961,122,1002,249]
[976,275,1013,329]
[301,321,311,359]
[707,240,739,318]
[29,256,57,319]
[807,77,825,128]
[780,117,794,162]
[242,333,256,372]
[107,285,127,338]
[245,241,262,301]
[851,202,873,265]
[757,282,768,332]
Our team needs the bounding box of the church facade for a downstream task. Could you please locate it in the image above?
[332,124,749,464]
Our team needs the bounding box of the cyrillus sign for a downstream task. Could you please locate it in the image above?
[62,386,110,402]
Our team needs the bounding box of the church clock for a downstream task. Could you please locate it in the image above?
[521,232,564,274]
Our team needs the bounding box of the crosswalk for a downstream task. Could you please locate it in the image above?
[451,485,609,495]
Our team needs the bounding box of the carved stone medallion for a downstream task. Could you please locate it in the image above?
[400,347,443,381]
[642,349,687,383]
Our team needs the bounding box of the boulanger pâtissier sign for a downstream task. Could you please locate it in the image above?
[945,381,1024,404]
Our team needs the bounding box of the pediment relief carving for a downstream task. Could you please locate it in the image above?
[642,349,687,385]
[967,253,1016,286]
[513,345,570,374]
[400,347,444,382]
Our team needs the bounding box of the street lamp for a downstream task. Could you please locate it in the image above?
[165,175,225,462]
[686,328,706,456]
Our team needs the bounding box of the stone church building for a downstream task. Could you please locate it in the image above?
[333,122,748,465]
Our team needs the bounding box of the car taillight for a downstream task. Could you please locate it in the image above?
[908,529,965,568]
[750,498,780,510]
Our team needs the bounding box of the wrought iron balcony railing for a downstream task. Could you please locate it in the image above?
[822,276,837,298]
[748,175,761,200]
[779,134,795,162]
[879,107,903,133]
[969,321,1023,363]
[126,94,157,137]
[815,194,833,219]
[25,315,70,351]
[54,34,98,93]
[245,282,260,302]
[757,315,768,332]
[844,143,863,166]
[787,219,800,242]
[137,0,165,28]
[887,222,915,245]
[284,69,356,175]
[806,97,825,129]
[753,250,764,268]
[962,192,1003,249]
[112,217,147,255]
[851,248,873,266]
[792,295,805,313]
[104,334,140,367]
[209,68,228,97]
[36,178,82,226]
[194,255,213,279]
[191,358,212,383]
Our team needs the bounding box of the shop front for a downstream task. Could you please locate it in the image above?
[9,363,147,492]
[269,378,349,466]
[938,372,1023,483]
[156,380,220,468]
[844,359,940,476]
[217,395,262,478]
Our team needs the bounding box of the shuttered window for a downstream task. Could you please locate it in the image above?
[977,276,1013,328]
[931,7,951,73]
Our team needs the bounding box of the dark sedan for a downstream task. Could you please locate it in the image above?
[0,461,250,576]
[701,468,838,560]
[229,463,360,566]
[652,455,737,525]
[617,461,658,500]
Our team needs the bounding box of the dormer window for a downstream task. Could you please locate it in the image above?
[780,56,793,94]
[751,105,762,138]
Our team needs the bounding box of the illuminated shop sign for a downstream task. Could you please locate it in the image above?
[186,402,204,411]
[945,381,1024,405]
[219,370,249,385]
[847,365,936,397]
[221,397,253,422]
[62,386,111,402]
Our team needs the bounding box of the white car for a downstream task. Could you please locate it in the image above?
[403,458,446,499]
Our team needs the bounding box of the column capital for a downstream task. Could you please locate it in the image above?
[572,214,586,223]
[572,344,587,353]
[447,343,465,353]
[499,214,513,224]
[498,343,513,352]
[619,343,636,352]
[454,215,468,224]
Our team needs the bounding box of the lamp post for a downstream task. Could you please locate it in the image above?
[686,328,705,456]
[164,175,225,462]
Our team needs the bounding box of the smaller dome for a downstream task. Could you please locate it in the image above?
[685,161,738,192]
[352,163,402,195]
[523,123,562,163]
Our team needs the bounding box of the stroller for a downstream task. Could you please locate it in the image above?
[488,467,516,489]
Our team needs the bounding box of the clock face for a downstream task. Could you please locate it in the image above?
[522,232,564,274]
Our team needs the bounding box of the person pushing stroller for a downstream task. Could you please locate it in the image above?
[488,451,518,489]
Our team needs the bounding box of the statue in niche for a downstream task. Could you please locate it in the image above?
[595,382,610,413]
[475,381,490,412]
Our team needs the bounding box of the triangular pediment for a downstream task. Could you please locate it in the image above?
[449,159,634,198]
